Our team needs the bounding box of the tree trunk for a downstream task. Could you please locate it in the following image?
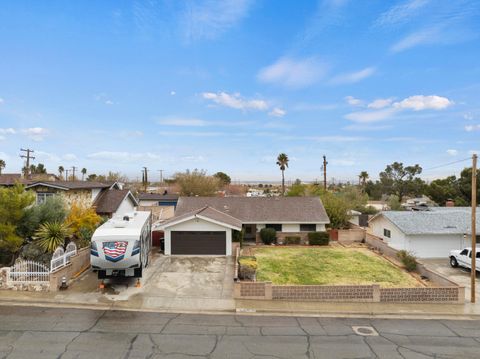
[282,170,285,195]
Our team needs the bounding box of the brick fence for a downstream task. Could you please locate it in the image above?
[234,281,464,303]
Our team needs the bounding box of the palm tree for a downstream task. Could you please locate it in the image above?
[276,153,289,195]
[0,159,5,175]
[359,171,369,187]
[58,166,64,180]
[81,168,87,181]
[34,221,71,253]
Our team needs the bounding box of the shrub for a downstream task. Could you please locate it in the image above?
[308,232,329,246]
[260,228,276,244]
[19,242,52,266]
[283,236,301,245]
[397,250,417,272]
[66,203,102,239]
[34,221,72,253]
[238,256,257,280]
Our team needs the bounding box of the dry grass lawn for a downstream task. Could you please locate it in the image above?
[253,247,422,288]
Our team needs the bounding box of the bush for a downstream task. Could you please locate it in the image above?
[308,232,329,246]
[260,228,276,244]
[238,256,257,280]
[397,250,417,272]
[283,236,301,245]
[18,242,52,266]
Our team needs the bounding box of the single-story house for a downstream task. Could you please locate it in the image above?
[93,188,138,218]
[156,196,330,256]
[0,173,23,186]
[137,193,179,207]
[24,180,137,217]
[367,200,389,211]
[369,207,480,258]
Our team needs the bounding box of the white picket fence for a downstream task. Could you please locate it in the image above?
[8,260,50,283]
[50,242,77,272]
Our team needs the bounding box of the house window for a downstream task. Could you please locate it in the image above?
[244,226,252,234]
[383,228,391,238]
[36,193,55,204]
[300,224,316,232]
[266,224,282,232]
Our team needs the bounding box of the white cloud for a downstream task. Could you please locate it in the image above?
[35,151,60,162]
[202,92,268,111]
[158,131,224,137]
[390,26,441,52]
[446,149,458,156]
[62,153,77,161]
[368,98,394,109]
[393,95,453,111]
[345,94,453,123]
[105,100,114,105]
[0,98,4,104]
[170,91,176,96]
[180,155,206,162]
[330,67,376,84]
[344,108,398,123]
[182,0,252,40]
[0,128,16,135]
[345,96,364,106]
[464,113,474,120]
[268,108,286,117]
[376,0,430,27]
[469,150,479,156]
[465,124,480,132]
[87,151,162,162]
[257,56,328,88]
[158,118,207,127]
[21,127,49,141]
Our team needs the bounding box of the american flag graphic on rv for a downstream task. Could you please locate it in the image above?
[103,241,128,262]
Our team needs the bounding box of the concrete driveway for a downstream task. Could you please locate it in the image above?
[422,258,480,303]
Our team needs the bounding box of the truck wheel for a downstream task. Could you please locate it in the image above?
[450,257,458,268]
[98,270,106,279]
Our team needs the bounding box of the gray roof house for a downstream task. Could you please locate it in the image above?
[369,207,480,258]
[156,196,329,256]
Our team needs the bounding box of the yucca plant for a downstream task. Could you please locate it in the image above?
[34,221,71,253]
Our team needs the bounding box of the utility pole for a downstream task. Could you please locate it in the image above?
[158,169,164,183]
[65,169,70,181]
[322,155,328,191]
[71,166,77,181]
[471,153,477,303]
[20,148,35,179]
[142,167,148,191]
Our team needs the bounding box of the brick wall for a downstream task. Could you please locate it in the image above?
[272,285,377,302]
[380,287,463,303]
[234,281,463,304]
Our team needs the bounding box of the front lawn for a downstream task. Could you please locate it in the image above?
[253,247,422,288]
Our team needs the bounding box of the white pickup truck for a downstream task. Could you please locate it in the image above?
[449,247,480,271]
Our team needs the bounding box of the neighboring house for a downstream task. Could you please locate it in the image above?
[138,193,179,207]
[401,195,437,211]
[94,188,138,218]
[156,196,329,256]
[367,200,390,211]
[368,207,480,258]
[0,173,23,186]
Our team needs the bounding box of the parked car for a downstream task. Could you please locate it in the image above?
[449,247,480,271]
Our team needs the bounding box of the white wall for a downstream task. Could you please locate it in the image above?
[370,216,467,258]
[316,224,326,231]
[406,234,466,259]
[114,197,136,218]
[164,217,232,256]
[91,188,102,202]
[254,223,327,232]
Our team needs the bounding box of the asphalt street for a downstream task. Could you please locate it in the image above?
[0,305,480,358]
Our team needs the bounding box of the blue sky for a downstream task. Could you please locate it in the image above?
[0,0,479,182]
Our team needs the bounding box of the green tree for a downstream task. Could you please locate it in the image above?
[30,163,47,174]
[58,166,64,180]
[319,191,350,229]
[0,184,35,264]
[174,169,221,196]
[379,162,424,201]
[87,174,98,181]
[387,194,402,210]
[287,183,308,197]
[34,222,71,253]
[456,167,480,205]
[17,196,68,239]
[0,159,5,175]
[213,172,231,186]
[276,153,289,195]
[81,168,87,181]
[359,171,369,187]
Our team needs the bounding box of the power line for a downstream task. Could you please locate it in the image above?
[422,157,471,172]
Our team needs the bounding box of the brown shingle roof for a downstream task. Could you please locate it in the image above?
[160,206,242,229]
[26,181,113,190]
[0,174,25,186]
[175,196,329,223]
[94,189,138,214]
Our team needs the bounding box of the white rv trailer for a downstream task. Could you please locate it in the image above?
[91,211,151,279]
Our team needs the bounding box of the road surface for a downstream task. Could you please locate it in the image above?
[0,305,480,358]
